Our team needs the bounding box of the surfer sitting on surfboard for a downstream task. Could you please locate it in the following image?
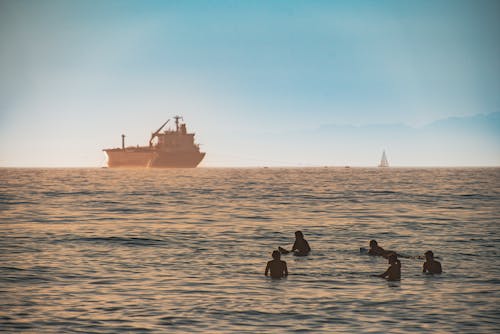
[422,250,442,274]
[265,250,288,279]
[373,253,401,281]
[279,230,311,256]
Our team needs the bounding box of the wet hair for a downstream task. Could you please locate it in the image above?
[369,239,378,247]
[272,250,281,259]
[295,231,304,239]
[425,250,434,258]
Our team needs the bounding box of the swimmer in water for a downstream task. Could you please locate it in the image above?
[373,253,401,281]
[368,239,397,258]
[422,250,442,274]
[265,250,288,279]
[280,231,311,256]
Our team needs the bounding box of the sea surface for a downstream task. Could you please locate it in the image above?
[1,167,499,333]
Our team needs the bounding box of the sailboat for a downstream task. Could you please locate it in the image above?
[378,150,389,168]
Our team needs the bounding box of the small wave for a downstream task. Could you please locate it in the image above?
[0,246,42,254]
[158,316,202,326]
[42,190,106,197]
[90,279,117,285]
[0,266,26,271]
[105,207,147,213]
[232,215,272,221]
[359,190,399,195]
[0,274,52,284]
[70,236,167,247]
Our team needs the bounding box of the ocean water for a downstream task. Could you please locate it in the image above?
[1,167,499,333]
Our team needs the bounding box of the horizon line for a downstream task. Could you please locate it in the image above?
[1,165,499,169]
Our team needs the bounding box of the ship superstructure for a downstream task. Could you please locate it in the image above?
[103,116,205,168]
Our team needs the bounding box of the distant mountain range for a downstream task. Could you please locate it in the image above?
[313,112,500,166]
[206,112,500,166]
[318,112,500,135]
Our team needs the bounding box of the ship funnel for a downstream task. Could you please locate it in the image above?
[122,134,125,150]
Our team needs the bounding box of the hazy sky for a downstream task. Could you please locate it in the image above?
[1,0,499,167]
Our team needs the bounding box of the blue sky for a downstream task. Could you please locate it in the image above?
[1,0,499,166]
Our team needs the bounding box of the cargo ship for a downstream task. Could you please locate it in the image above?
[103,116,205,168]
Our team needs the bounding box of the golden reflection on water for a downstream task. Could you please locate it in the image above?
[1,167,499,333]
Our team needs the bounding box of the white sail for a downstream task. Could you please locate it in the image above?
[378,150,389,167]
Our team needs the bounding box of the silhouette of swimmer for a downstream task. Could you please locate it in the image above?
[265,250,288,279]
[367,239,398,258]
[279,231,311,256]
[373,253,401,281]
[423,250,442,274]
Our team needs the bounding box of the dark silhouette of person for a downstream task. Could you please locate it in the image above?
[423,250,442,274]
[265,250,288,279]
[279,230,311,256]
[368,239,398,258]
[373,253,401,281]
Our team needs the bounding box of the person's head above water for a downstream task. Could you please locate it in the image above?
[295,231,304,239]
[388,253,398,264]
[369,239,378,247]
[272,250,281,260]
[425,250,434,260]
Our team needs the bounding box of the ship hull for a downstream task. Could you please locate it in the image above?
[104,148,205,168]
[150,152,205,168]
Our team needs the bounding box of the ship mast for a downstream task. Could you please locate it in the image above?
[174,115,183,132]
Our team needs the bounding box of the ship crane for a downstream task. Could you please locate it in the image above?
[149,120,169,147]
